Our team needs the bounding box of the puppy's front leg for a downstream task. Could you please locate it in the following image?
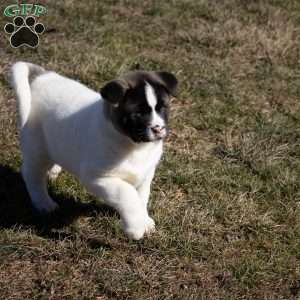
[137,168,155,208]
[137,168,156,233]
[83,177,151,240]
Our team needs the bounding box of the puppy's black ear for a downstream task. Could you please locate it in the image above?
[155,72,178,96]
[100,80,128,105]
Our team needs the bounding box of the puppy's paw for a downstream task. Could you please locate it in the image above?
[121,216,156,240]
[145,216,156,235]
[48,164,62,181]
[123,226,146,240]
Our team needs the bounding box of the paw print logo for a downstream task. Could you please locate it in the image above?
[4,16,45,48]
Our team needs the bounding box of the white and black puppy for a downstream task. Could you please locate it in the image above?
[11,62,177,240]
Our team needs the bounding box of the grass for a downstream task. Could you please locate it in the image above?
[0,0,300,299]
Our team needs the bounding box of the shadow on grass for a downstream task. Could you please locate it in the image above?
[0,164,116,234]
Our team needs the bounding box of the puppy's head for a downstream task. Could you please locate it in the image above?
[100,71,178,143]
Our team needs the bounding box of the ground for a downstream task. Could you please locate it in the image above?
[0,0,300,299]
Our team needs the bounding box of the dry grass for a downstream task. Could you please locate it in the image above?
[0,0,300,299]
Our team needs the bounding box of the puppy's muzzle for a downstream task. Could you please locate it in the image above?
[151,125,167,139]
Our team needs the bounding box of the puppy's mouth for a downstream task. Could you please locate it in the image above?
[131,127,168,143]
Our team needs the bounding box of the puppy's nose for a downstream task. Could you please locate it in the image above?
[151,125,165,134]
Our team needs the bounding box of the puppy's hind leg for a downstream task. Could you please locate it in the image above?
[22,158,58,213]
[20,129,58,212]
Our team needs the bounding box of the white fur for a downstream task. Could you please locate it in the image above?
[12,62,164,240]
[145,82,166,141]
[145,81,157,108]
[145,82,165,128]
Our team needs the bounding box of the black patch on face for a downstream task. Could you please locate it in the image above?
[101,71,177,143]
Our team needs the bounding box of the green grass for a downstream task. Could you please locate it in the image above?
[0,0,300,299]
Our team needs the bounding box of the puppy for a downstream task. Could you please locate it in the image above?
[11,62,177,240]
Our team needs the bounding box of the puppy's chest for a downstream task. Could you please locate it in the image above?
[111,143,162,186]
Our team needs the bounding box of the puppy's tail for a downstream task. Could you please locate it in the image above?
[11,62,45,128]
